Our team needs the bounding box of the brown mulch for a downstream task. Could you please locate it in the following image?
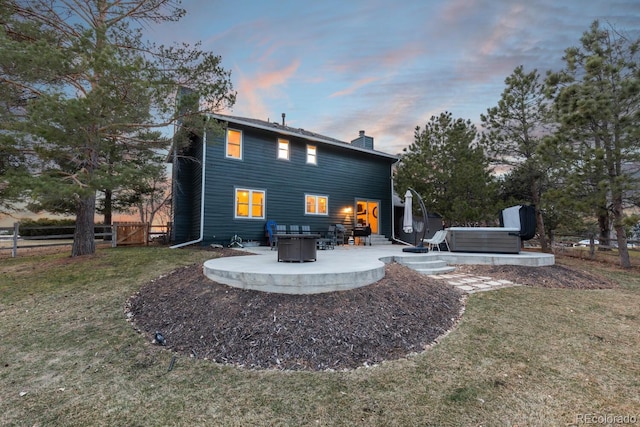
[454,263,618,289]
[127,248,617,371]
[127,260,464,371]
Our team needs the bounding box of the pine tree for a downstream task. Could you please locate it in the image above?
[481,66,552,251]
[546,21,640,268]
[395,112,497,226]
[0,0,235,256]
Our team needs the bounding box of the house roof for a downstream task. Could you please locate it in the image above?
[209,113,398,161]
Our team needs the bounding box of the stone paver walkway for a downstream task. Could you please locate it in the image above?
[427,272,522,294]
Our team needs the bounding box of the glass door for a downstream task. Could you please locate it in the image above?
[355,200,379,234]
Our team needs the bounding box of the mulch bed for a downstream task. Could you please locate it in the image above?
[127,260,464,371]
[454,263,618,289]
[127,248,617,371]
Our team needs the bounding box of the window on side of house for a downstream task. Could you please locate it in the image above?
[226,129,242,159]
[277,138,289,160]
[306,144,317,165]
[305,194,328,215]
[235,188,265,219]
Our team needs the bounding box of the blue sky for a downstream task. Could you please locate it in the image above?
[2,1,639,227]
[152,1,636,155]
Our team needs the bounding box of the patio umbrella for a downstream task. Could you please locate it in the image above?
[402,190,413,234]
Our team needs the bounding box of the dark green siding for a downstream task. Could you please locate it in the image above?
[198,124,396,246]
[171,138,203,243]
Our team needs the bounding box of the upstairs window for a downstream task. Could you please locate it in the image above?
[306,144,317,165]
[226,129,242,159]
[277,138,289,160]
[305,194,328,215]
[235,188,265,219]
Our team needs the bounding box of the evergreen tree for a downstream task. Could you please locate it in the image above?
[0,130,30,214]
[0,6,31,215]
[98,139,171,227]
[0,0,235,256]
[94,130,169,237]
[395,112,497,226]
[546,21,640,268]
[481,66,552,251]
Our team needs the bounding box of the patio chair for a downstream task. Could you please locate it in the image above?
[335,224,346,245]
[289,225,300,234]
[277,224,287,235]
[317,225,336,250]
[301,225,311,234]
[423,229,450,251]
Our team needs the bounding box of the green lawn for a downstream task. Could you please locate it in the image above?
[1,247,639,426]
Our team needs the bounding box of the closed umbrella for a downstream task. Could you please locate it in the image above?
[402,188,429,253]
[402,190,413,234]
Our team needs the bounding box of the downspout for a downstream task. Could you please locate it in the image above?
[170,129,207,249]
[390,159,412,246]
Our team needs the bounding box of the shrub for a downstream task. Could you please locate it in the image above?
[18,218,108,238]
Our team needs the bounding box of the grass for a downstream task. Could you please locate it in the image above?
[1,246,639,426]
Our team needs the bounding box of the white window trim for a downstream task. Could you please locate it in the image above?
[234,188,266,219]
[277,138,290,160]
[305,194,329,216]
[226,128,243,160]
[306,144,317,165]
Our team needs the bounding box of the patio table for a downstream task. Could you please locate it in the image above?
[276,233,320,262]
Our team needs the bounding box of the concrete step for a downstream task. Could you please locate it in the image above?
[414,265,457,275]
[371,239,392,245]
[399,259,448,268]
[397,258,456,275]
[355,235,393,245]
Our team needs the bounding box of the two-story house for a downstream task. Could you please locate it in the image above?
[169,113,399,247]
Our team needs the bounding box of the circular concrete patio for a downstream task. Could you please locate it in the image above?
[203,245,555,295]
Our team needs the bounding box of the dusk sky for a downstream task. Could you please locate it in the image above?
[152,1,635,155]
[2,1,639,227]
[146,1,640,155]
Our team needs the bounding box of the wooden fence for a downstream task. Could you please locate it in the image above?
[112,222,149,247]
[0,222,171,257]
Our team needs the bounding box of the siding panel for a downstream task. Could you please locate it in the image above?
[190,124,395,246]
[171,138,203,243]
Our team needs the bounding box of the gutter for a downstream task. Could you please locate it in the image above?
[170,129,207,249]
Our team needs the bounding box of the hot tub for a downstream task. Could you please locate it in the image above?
[446,227,521,254]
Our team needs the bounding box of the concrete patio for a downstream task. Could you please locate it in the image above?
[203,244,555,295]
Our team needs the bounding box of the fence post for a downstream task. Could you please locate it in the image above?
[12,222,19,258]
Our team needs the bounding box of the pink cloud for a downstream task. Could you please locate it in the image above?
[327,41,425,77]
[438,0,479,25]
[329,76,379,98]
[380,43,425,67]
[231,59,301,119]
[253,59,300,89]
[478,4,525,56]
